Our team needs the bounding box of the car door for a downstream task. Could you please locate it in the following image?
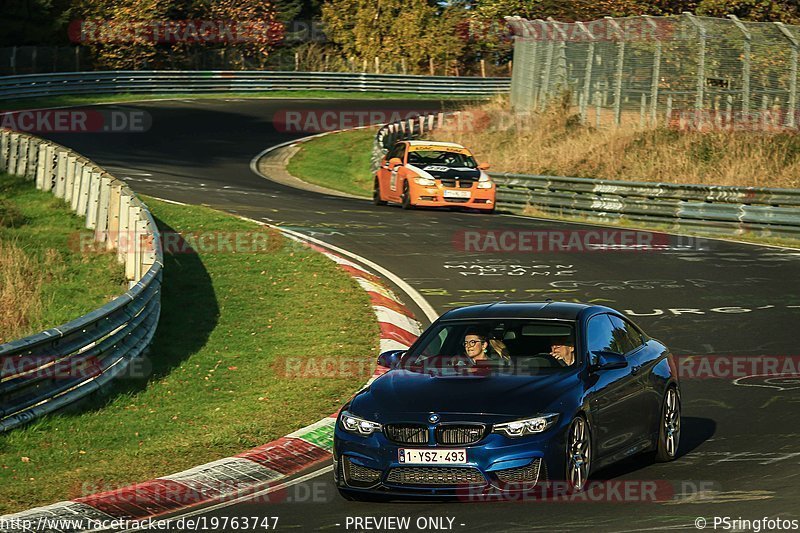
[586,313,646,459]
[380,143,405,202]
[609,314,661,440]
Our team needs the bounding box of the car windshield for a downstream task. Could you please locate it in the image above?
[403,319,577,375]
[407,150,477,169]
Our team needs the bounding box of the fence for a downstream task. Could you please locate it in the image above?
[507,13,800,130]
[0,71,511,100]
[0,129,163,432]
[372,111,800,237]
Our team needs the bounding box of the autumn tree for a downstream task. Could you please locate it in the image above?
[321,0,465,73]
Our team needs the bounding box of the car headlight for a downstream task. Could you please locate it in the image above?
[477,171,493,189]
[340,411,382,436]
[493,413,559,437]
[414,177,436,186]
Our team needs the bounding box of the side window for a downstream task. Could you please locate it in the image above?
[388,143,405,162]
[608,315,644,356]
[586,314,616,359]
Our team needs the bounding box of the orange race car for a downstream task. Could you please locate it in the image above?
[374,140,496,212]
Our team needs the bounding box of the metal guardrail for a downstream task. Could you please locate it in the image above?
[0,71,511,100]
[0,129,163,432]
[373,112,800,238]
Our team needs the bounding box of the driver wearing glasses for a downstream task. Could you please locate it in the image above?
[461,329,510,364]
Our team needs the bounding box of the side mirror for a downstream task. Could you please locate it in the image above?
[377,350,405,369]
[389,157,403,170]
[591,350,627,371]
[478,162,491,170]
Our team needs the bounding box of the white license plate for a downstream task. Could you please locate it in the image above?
[398,448,467,464]
[443,190,471,199]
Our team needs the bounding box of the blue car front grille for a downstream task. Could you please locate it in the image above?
[386,466,486,486]
[385,424,429,445]
[435,424,486,445]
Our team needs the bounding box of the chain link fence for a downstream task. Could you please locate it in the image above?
[507,13,800,130]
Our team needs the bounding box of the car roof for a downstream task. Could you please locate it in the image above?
[403,140,466,149]
[439,301,619,321]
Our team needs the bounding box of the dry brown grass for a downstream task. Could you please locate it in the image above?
[0,241,44,343]
[431,95,800,189]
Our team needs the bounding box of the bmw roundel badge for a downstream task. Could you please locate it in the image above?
[428,413,440,423]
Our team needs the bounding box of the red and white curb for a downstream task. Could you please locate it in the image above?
[0,233,423,532]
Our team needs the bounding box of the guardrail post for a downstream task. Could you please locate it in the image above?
[41,144,55,192]
[76,165,92,216]
[25,137,39,180]
[95,176,112,242]
[118,192,132,264]
[35,143,47,187]
[85,170,102,228]
[126,205,142,280]
[54,150,68,198]
[0,130,9,172]
[775,22,799,128]
[70,160,84,210]
[63,155,77,202]
[15,136,29,177]
[728,15,751,116]
[8,133,19,174]
[107,182,122,251]
[135,218,148,279]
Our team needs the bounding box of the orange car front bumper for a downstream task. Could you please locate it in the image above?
[408,182,496,210]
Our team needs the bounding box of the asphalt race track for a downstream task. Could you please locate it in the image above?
[41,98,800,532]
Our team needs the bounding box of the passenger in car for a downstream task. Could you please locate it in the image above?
[549,337,575,366]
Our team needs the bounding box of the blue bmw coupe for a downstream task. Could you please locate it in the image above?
[333,302,681,501]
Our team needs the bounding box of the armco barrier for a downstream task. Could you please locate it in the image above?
[0,128,163,432]
[0,71,510,100]
[372,112,800,238]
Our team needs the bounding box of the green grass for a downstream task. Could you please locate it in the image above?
[286,129,376,198]
[0,174,126,342]
[0,91,482,111]
[0,197,379,513]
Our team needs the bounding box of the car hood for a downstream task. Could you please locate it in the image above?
[408,164,481,181]
[349,368,577,423]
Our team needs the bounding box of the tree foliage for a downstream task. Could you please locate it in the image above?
[321,0,465,72]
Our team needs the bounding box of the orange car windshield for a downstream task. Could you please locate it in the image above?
[407,150,478,169]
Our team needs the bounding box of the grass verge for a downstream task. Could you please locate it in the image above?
[0,174,126,343]
[286,129,375,197]
[0,197,379,514]
[0,91,483,111]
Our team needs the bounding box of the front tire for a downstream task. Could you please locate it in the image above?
[655,386,681,462]
[565,416,591,492]
[373,177,386,206]
[400,181,413,210]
